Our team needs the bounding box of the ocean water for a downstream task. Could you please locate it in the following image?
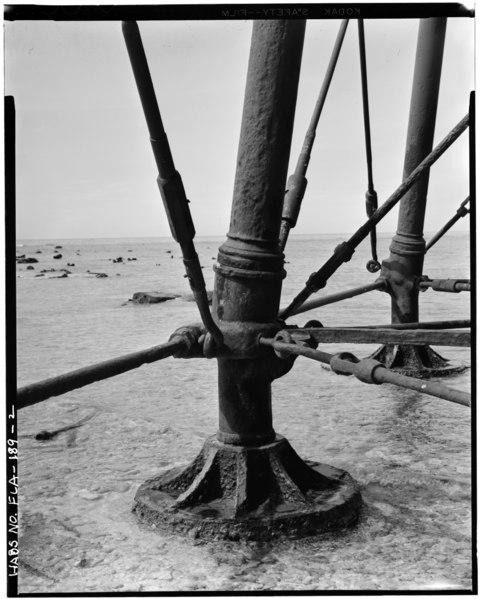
[16,232,472,592]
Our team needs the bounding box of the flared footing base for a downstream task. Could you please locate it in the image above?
[371,344,467,378]
[133,435,361,541]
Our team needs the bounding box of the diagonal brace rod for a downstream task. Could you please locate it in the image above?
[358,19,379,269]
[279,113,469,320]
[122,21,223,347]
[425,197,470,251]
[279,19,349,251]
[281,279,386,317]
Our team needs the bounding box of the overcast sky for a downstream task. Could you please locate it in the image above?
[5,13,474,240]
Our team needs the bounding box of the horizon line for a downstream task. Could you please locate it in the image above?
[15,229,471,243]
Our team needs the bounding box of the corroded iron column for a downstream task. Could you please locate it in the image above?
[214,19,305,446]
[134,20,361,540]
[374,18,461,376]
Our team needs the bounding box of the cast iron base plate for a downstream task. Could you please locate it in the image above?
[133,435,361,541]
[371,343,467,378]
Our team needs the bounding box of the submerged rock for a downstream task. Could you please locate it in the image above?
[17,256,38,264]
[132,291,179,304]
[53,254,62,260]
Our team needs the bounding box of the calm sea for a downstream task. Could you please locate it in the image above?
[16,232,472,592]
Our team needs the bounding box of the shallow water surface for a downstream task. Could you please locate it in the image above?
[16,234,472,592]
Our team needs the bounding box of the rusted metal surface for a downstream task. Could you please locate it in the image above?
[371,18,467,377]
[213,19,306,446]
[279,19,349,251]
[122,21,223,347]
[280,112,469,320]
[341,318,470,330]
[382,17,447,325]
[259,336,470,407]
[291,327,470,347]
[134,434,360,541]
[134,20,361,539]
[17,339,186,410]
[370,344,465,378]
[425,197,470,251]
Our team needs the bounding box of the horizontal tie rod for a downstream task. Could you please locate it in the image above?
[289,327,470,347]
[337,319,470,330]
[259,337,470,407]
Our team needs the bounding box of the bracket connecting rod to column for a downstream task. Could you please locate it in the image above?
[122,21,223,348]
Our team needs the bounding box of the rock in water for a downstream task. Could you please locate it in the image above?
[132,291,179,304]
[17,257,38,264]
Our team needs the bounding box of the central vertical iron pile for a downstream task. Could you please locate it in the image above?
[214,19,305,445]
[134,20,361,539]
